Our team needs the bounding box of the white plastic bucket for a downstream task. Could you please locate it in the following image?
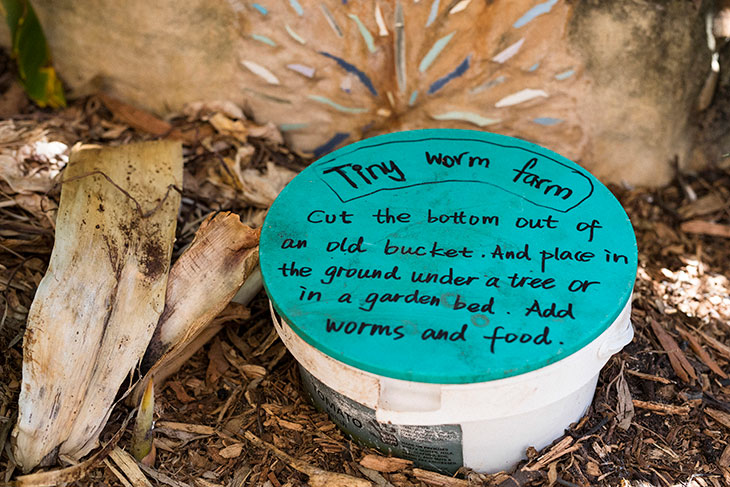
[270,299,633,473]
[259,129,638,473]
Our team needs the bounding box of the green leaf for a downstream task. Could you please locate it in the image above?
[1,0,66,108]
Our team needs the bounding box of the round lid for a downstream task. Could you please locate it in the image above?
[260,129,637,384]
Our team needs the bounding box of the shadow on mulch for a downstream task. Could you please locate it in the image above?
[1,75,730,486]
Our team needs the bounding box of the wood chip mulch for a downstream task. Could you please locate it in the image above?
[1,56,730,486]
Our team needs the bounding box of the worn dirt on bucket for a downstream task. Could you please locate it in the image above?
[1,48,730,485]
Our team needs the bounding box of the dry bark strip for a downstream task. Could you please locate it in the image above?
[720,444,730,468]
[625,369,673,384]
[529,436,580,470]
[497,437,578,487]
[632,400,692,415]
[155,422,215,436]
[98,94,212,144]
[412,469,469,487]
[132,212,259,402]
[359,454,413,473]
[242,431,371,487]
[680,220,730,238]
[357,466,396,487]
[649,320,697,384]
[705,408,730,430]
[677,327,728,378]
[107,448,153,487]
[615,367,635,430]
[12,141,182,471]
[696,328,730,361]
[136,462,193,487]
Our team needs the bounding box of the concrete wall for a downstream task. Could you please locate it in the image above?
[13,0,717,186]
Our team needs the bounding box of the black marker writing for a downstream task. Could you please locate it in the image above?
[512,158,573,200]
[428,209,499,226]
[424,151,489,168]
[320,264,401,285]
[384,239,474,258]
[515,215,558,229]
[372,208,411,223]
[421,324,468,341]
[524,300,575,319]
[277,261,312,277]
[576,219,602,242]
[483,326,552,353]
[322,160,406,189]
[308,210,354,224]
[325,318,405,340]
[539,247,595,272]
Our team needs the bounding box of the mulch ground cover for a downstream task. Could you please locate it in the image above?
[1,52,730,486]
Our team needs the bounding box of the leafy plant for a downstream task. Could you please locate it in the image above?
[1,0,65,108]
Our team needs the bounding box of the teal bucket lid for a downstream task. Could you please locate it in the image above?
[260,129,637,384]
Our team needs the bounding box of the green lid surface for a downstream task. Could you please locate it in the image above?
[260,129,637,384]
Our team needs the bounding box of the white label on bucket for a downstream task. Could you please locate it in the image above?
[300,366,463,473]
